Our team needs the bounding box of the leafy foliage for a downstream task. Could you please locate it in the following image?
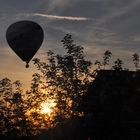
[103,50,112,69]
[95,50,112,70]
[0,79,33,137]
[112,58,123,71]
[132,53,139,71]
[33,34,93,122]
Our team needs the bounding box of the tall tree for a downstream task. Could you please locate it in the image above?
[132,53,139,71]
[103,50,112,69]
[112,58,123,71]
[33,34,93,123]
[94,60,102,70]
[94,50,112,70]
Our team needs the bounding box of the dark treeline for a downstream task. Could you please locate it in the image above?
[95,50,140,71]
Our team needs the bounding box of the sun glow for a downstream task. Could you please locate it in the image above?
[40,100,56,116]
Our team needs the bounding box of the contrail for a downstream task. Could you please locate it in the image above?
[34,13,89,21]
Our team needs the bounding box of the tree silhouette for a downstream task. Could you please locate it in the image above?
[94,60,102,70]
[112,58,123,71]
[95,50,112,70]
[0,77,52,138]
[103,50,112,69]
[0,79,34,138]
[33,34,93,123]
[132,53,139,71]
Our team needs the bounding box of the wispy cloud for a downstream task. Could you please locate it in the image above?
[34,13,90,21]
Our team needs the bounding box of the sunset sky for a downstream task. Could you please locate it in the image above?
[0,0,140,90]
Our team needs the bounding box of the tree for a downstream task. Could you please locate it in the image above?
[94,50,112,70]
[112,58,123,71]
[94,60,102,70]
[0,77,49,138]
[132,53,139,71]
[33,34,93,123]
[103,50,112,69]
[0,79,34,138]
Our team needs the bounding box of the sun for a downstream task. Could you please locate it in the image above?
[40,100,56,116]
[41,103,52,115]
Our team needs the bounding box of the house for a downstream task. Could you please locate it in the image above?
[83,70,140,140]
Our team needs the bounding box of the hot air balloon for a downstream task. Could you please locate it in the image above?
[6,20,44,68]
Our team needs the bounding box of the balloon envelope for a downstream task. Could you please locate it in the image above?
[6,21,44,65]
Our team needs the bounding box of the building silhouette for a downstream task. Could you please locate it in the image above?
[83,70,140,140]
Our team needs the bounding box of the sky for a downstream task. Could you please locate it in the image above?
[0,0,140,90]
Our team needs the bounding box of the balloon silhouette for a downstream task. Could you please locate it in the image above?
[6,21,44,68]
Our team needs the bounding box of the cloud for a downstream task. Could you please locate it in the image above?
[95,0,140,25]
[48,0,69,9]
[34,13,90,21]
[46,0,80,13]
